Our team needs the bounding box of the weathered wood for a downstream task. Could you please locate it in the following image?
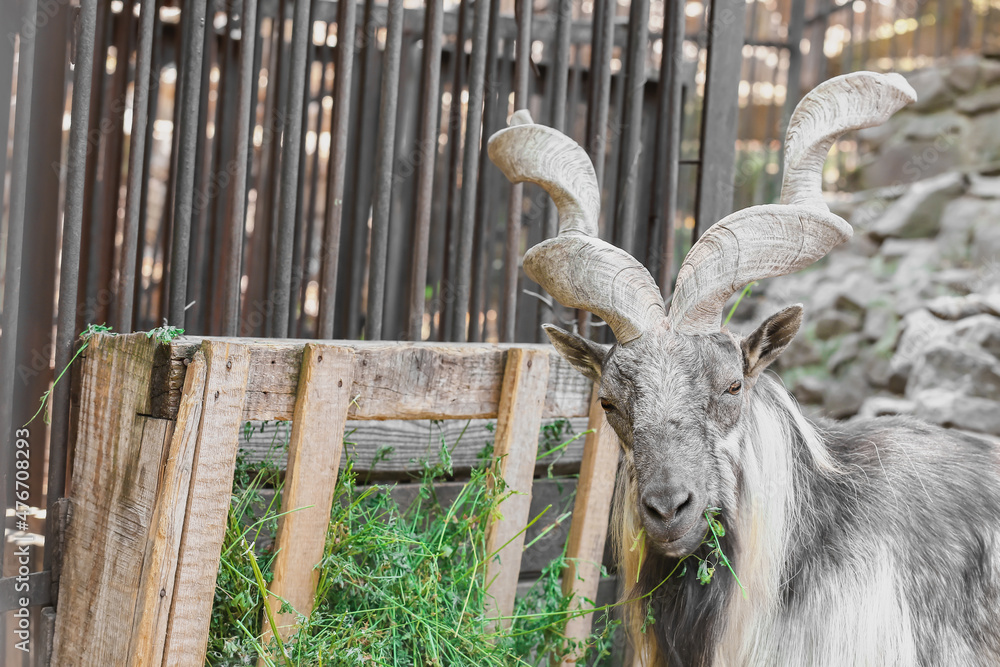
[128,350,208,666]
[561,389,621,664]
[484,349,550,629]
[161,342,251,665]
[155,338,592,423]
[266,345,356,640]
[240,416,592,480]
[52,334,174,666]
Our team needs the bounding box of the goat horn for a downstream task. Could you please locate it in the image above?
[488,111,666,344]
[781,71,916,208]
[668,72,916,336]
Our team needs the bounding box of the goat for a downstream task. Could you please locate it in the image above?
[488,72,1000,666]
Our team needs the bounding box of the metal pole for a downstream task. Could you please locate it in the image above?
[537,0,571,329]
[612,0,649,256]
[406,0,444,341]
[168,0,207,326]
[271,0,311,337]
[317,0,357,339]
[116,0,157,332]
[365,0,405,341]
[0,0,40,570]
[46,0,98,561]
[501,0,531,343]
[449,0,492,342]
[657,0,684,299]
[223,0,259,337]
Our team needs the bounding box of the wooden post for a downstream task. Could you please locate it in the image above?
[265,344,356,641]
[161,341,251,665]
[560,387,620,664]
[484,348,550,630]
[51,333,174,665]
[128,350,209,666]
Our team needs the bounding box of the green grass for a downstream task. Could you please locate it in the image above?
[207,421,620,666]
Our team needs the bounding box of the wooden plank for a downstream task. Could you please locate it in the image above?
[161,342,251,665]
[239,416,592,480]
[694,0,747,238]
[560,389,621,665]
[128,350,209,666]
[52,334,175,666]
[266,344,356,641]
[483,349,550,629]
[156,339,592,423]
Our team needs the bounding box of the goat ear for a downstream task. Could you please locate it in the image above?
[542,323,608,382]
[741,304,803,379]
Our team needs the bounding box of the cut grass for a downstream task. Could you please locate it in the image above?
[207,421,620,666]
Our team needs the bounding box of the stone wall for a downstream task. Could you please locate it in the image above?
[727,55,1000,441]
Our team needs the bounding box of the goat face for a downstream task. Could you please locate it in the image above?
[545,304,803,558]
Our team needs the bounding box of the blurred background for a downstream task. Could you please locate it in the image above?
[2,0,1000,662]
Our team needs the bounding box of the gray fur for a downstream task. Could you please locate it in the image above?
[545,312,1000,666]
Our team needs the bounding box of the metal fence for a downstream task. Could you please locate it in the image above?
[0,0,995,662]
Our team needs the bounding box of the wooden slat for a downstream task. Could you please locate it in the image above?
[483,349,550,629]
[266,344,356,641]
[156,338,592,422]
[161,341,251,665]
[128,350,209,666]
[239,416,592,480]
[560,389,620,665]
[52,334,174,665]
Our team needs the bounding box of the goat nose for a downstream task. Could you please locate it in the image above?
[643,490,693,528]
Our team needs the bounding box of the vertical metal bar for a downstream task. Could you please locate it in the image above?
[223,0,259,337]
[271,0,311,338]
[115,0,157,332]
[318,0,357,339]
[694,0,747,238]
[299,27,332,339]
[438,0,468,341]
[781,0,806,146]
[861,0,871,67]
[246,15,280,337]
[345,0,379,339]
[0,1,16,222]
[652,0,684,300]
[0,0,39,570]
[186,14,217,335]
[406,0,444,341]
[449,0,492,342]
[168,0,207,326]
[208,8,241,335]
[585,0,605,157]
[501,0,531,343]
[134,0,164,332]
[469,0,500,344]
[588,0,615,187]
[740,0,759,143]
[537,0,571,330]
[47,0,98,532]
[611,0,648,256]
[958,0,972,49]
[365,0,405,341]
[289,6,317,336]
[936,0,945,58]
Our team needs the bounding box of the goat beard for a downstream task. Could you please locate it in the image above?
[612,459,737,667]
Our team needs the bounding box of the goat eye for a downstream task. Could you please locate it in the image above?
[600,398,616,412]
[727,381,742,395]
